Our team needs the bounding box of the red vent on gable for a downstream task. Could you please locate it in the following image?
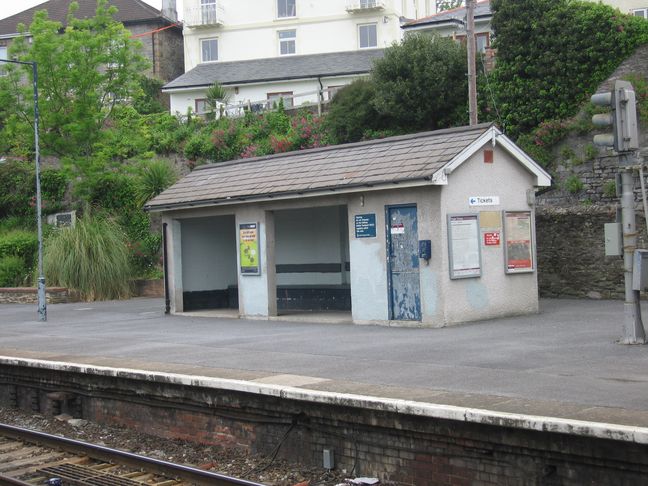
[484,149,494,164]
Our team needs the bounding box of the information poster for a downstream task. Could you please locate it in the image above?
[448,214,481,279]
[504,211,534,273]
[239,223,261,275]
[355,214,377,238]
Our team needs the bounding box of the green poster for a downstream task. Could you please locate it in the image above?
[239,222,260,275]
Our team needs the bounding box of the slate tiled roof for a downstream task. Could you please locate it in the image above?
[146,123,493,211]
[0,0,166,36]
[163,49,385,90]
[403,0,491,28]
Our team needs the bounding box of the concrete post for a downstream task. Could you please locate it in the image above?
[236,209,277,318]
[165,218,184,313]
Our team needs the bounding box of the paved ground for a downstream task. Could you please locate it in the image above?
[1,298,648,427]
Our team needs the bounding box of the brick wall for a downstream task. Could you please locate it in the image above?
[1,365,647,485]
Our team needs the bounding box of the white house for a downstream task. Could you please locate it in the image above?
[164,0,436,116]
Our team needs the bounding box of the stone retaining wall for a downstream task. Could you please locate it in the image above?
[0,287,79,305]
[536,206,648,299]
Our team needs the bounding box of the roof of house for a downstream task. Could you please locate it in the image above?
[163,49,385,91]
[0,0,173,36]
[403,0,491,29]
[145,124,551,212]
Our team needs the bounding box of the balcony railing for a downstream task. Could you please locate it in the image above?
[185,4,225,27]
[345,0,385,13]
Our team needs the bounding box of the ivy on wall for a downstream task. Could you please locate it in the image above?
[489,0,648,140]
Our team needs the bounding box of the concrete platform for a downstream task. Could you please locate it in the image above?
[1,297,648,440]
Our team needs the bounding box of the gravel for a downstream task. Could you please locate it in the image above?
[0,407,349,486]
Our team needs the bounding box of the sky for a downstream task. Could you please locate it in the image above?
[0,0,185,21]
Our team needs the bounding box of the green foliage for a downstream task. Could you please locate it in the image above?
[204,82,232,120]
[564,174,584,194]
[584,143,598,161]
[623,73,648,122]
[0,256,28,287]
[372,34,468,131]
[0,161,68,218]
[85,173,137,212]
[0,230,38,268]
[132,76,166,115]
[325,79,389,144]
[135,160,178,207]
[603,179,617,198]
[0,0,149,156]
[44,214,132,301]
[489,0,648,138]
[436,0,463,11]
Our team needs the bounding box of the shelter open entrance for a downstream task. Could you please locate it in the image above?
[273,205,351,318]
[180,215,239,314]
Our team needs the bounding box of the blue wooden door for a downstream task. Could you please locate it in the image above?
[387,206,421,321]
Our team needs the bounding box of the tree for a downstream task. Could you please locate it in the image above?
[371,33,468,132]
[325,78,390,143]
[204,82,232,120]
[489,0,648,138]
[436,0,463,12]
[0,0,149,156]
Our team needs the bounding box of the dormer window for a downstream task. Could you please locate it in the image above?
[277,0,296,18]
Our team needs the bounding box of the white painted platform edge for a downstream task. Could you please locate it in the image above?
[2,356,646,445]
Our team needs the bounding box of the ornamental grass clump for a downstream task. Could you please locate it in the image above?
[44,215,132,301]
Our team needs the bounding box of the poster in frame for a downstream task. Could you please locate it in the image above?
[503,211,535,273]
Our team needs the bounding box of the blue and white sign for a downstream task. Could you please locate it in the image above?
[469,196,500,206]
[355,213,377,238]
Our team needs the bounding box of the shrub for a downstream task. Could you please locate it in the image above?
[371,33,468,131]
[564,175,584,194]
[603,179,617,198]
[490,0,648,138]
[0,230,38,267]
[44,215,132,301]
[0,256,27,287]
[325,78,386,143]
[135,160,178,207]
[85,173,137,212]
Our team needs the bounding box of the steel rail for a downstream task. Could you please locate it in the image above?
[0,423,264,486]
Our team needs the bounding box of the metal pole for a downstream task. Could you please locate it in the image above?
[32,62,46,322]
[620,161,645,344]
[0,58,46,321]
[466,0,478,126]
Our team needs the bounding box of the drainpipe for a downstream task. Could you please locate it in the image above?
[162,223,171,314]
[317,76,323,116]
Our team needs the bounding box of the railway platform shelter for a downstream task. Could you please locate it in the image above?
[145,123,551,326]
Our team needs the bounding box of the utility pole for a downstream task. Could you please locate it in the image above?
[466,0,478,126]
[0,58,46,322]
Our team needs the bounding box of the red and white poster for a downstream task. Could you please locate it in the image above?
[484,231,500,246]
[504,212,534,273]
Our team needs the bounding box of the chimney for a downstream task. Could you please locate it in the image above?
[162,0,178,21]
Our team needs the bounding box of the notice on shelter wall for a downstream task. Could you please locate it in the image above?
[504,211,534,273]
[484,231,501,246]
[355,213,377,238]
[239,222,261,275]
[448,214,481,279]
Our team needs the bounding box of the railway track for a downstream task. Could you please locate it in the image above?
[0,423,264,486]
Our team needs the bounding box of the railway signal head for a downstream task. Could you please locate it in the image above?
[591,80,639,153]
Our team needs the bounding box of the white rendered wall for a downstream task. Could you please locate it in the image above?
[168,75,363,116]
[181,0,420,71]
[274,206,348,285]
[180,216,237,291]
[599,0,648,13]
[438,146,539,325]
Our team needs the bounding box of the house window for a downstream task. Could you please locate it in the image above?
[201,38,218,62]
[358,23,377,49]
[267,92,293,108]
[0,46,7,76]
[195,98,208,114]
[327,85,344,100]
[360,0,377,7]
[278,30,296,55]
[633,8,648,19]
[201,0,218,24]
[277,0,296,18]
